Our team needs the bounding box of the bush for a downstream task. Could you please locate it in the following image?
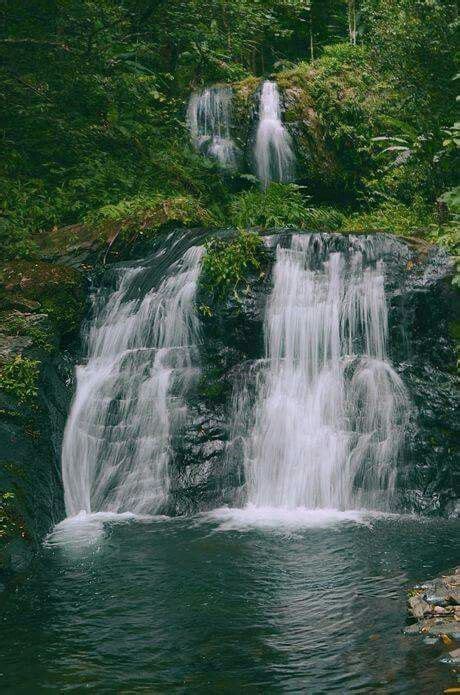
[0,356,40,403]
[200,231,268,303]
[86,193,217,242]
[229,184,344,230]
[341,199,434,236]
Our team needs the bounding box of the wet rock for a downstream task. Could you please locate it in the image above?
[448,647,460,663]
[406,568,460,648]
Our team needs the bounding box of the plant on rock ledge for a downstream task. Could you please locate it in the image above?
[200,231,268,304]
[0,356,40,403]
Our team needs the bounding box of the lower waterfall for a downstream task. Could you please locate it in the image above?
[237,234,409,512]
[61,245,204,518]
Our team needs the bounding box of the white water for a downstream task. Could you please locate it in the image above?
[255,81,295,188]
[61,246,204,518]
[236,234,408,512]
[187,86,238,169]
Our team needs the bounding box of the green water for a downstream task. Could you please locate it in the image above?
[0,513,458,693]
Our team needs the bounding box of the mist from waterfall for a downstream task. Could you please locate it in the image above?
[235,234,408,512]
[254,80,295,188]
[187,86,238,169]
[61,245,204,518]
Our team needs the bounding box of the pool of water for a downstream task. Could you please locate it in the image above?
[0,512,458,693]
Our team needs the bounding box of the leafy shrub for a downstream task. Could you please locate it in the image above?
[0,356,40,403]
[86,193,217,241]
[229,184,344,230]
[341,199,434,236]
[200,231,268,303]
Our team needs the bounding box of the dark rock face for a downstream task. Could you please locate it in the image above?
[0,258,85,579]
[0,353,72,577]
[385,247,458,514]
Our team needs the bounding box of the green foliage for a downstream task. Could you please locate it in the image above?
[0,356,40,403]
[229,184,345,230]
[0,261,85,335]
[0,489,25,541]
[86,193,217,240]
[0,0,457,263]
[341,199,434,236]
[200,231,268,302]
[361,0,457,128]
[428,187,460,287]
[1,314,55,353]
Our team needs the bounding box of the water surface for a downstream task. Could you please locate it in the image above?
[0,514,458,693]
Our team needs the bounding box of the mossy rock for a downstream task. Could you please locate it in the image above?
[274,44,389,198]
[81,193,216,261]
[0,260,85,335]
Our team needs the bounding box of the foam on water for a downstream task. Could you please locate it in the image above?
[205,505,366,531]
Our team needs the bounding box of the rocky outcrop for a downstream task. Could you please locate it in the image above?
[0,259,85,580]
[405,568,460,666]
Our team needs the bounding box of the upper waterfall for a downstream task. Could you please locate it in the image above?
[186,86,238,169]
[236,234,409,511]
[61,244,204,518]
[254,80,295,188]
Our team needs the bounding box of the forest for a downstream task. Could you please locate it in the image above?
[0,2,459,693]
[1,0,458,262]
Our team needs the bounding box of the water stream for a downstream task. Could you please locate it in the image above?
[254,80,295,187]
[236,234,408,512]
[0,515,458,692]
[186,86,239,169]
[61,244,204,518]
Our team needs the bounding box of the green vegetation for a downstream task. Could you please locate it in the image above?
[230,184,345,230]
[0,356,40,403]
[85,193,218,250]
[0,313,55,353]
[0,490,26,542]
[0,0,458,275]
[1,261,85,334]
[200,231,268,303]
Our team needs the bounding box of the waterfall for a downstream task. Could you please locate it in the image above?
[238,234,408,511]
[61,245,204,518]
[187,86,238,169]
[254,81,295,188]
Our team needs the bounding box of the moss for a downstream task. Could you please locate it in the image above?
[0,355,40,403]
[0,260,85,335]
[232,76,260,113]
[0,312,55,353]
[85,193,216,247]
[276,44,388,197]
[200,230,268,303]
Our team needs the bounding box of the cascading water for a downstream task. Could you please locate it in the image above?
[61,244,204,519]
[187,86,238,169]
[254,80,295,188]
[237,234,409,512]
